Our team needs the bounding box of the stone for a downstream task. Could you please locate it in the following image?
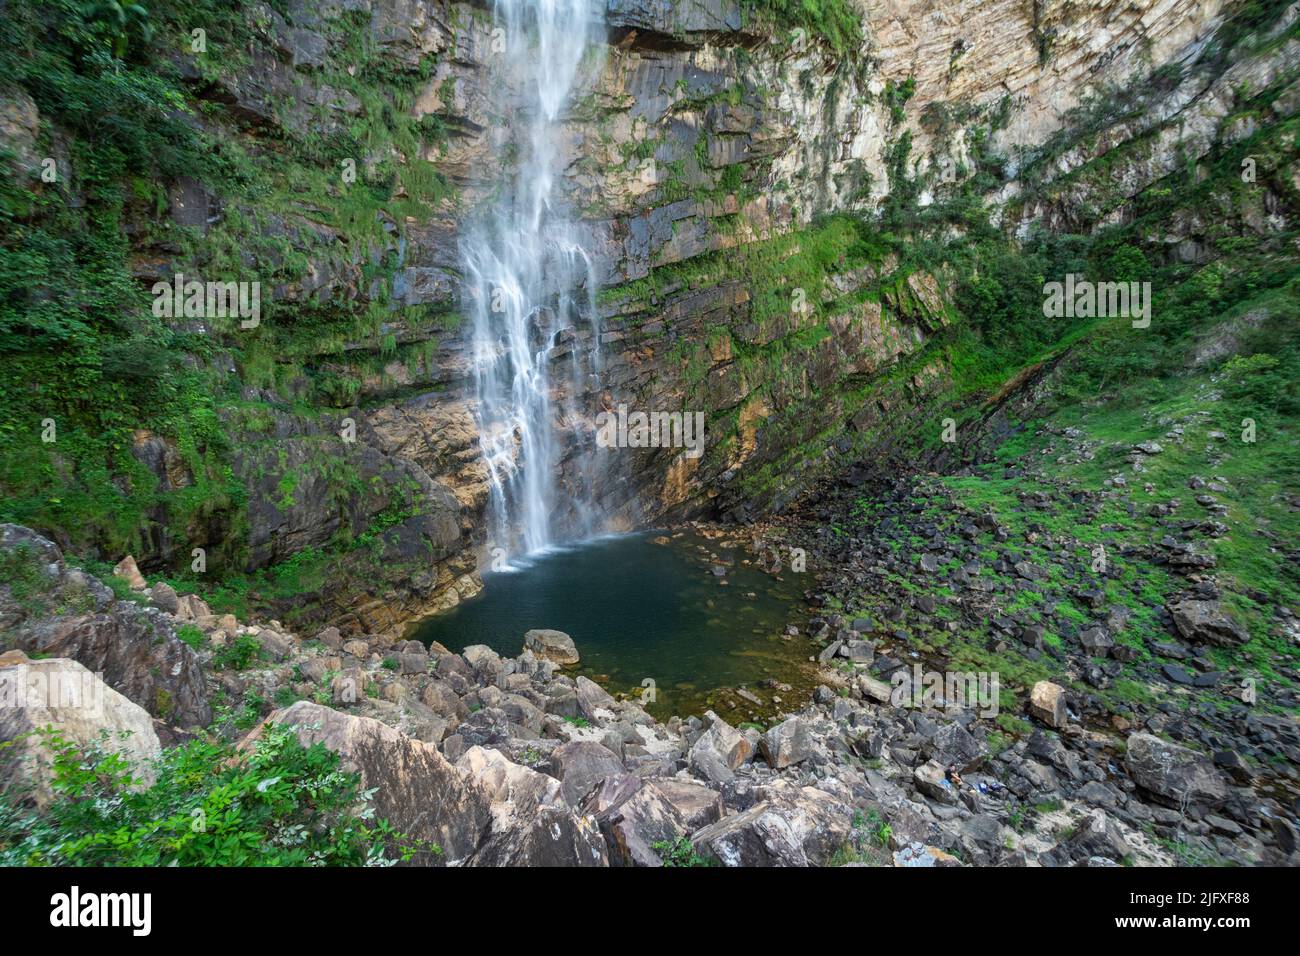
[913,759,958,804]
[549,741,626,807]
[840,640,875,663]
[523,628,579,665]
[575,675,616,719]
[1125,733,1229,808]
[1065,808,1132,863]
[0,659,161,809]
[1029,680,1067,729]
[688,711,753,783]
[817,640,843,663]
[1079,626,1114,655]
[258,629,295,661]
[584,775,724,867]
[149,582,180,614]
[456,746,607,866]
[112,555,146,590]
[893,842,962,867]
[315,626,343,650]
[461,644,501,674]
[1166,599,1250,647]
[691,782,853,867]
[331,667,367,705]
[341,638,370,659]
[858,675,893,704]
[759,715,813,769]
[11,601,210,727]
[927,723,986,773]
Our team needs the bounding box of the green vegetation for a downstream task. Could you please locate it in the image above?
[0,724,436,865]
[213,632,262,671]
[742,0,862,57]
[652,835,713,867]
[0,0,453,609]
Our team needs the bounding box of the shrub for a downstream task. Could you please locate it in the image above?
[652,836,712,867]
[214,632,261,670]
[0,725,438,865]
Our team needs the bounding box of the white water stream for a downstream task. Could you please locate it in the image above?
[462,0,605,559]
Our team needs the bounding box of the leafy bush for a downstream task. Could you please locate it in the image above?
[0,725,437,865]
[175,623,206,649]
[652,836,712,867]
[214,632,261,670]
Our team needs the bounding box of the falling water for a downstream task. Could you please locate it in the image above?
[462,0,604,560]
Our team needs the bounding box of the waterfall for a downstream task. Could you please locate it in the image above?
[462,0,605,560]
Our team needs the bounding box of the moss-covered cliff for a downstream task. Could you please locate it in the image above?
[1,0,1296,637]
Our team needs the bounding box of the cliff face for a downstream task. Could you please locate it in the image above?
[2,0,1292,631]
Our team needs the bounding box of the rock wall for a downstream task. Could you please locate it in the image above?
[6,0,1261,631]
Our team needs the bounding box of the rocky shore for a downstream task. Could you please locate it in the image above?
[4,496,1295,865]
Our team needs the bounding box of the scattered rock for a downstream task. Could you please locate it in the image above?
[523,629,580,666]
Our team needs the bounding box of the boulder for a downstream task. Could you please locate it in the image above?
[1125,733,1229,808]
[0,659,161,809]
[456,746,607,866]
[893,842,962,867]
[244,701,492,865]
[759,715,813,769]
[1079,626,1114,655]
[584,775,724,867]
[1166,599,1250,647]
[149,581,180,614]
[858,675,893,704]
[913,759,958,804]
[0,527,209,726]
[14,604,210,727]
[523,629,579,665]
[1029,680,1067,729]
[549,741,626,806]
[462,644,502,675]
[112,555,147,590]
[687,711,753,783]
[1064,808,1132,863]
[691,783,853,866]
[927,723,986,773]
[575,675,615,720]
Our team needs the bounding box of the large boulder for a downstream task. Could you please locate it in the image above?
[759,715,813,769]
[456,746,608,866]
[688,711,753,783]
[244,701,493,865]
[0,658,161,809]
[1125,733,1229,809]
[913,759,959,804]
[926,723,986,773]
[1063,808,1133,863]
[1,526,209,727]
[583,774,724,866]
[549,741,625,807]
[111,555,147,590]
[1166,599,1250,647]
[691,782,853,866]
[523,629,580,666]
[1029,681,1067,729]
[574,675,616,720]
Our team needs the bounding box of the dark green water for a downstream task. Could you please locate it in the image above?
[407,530,813,719]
